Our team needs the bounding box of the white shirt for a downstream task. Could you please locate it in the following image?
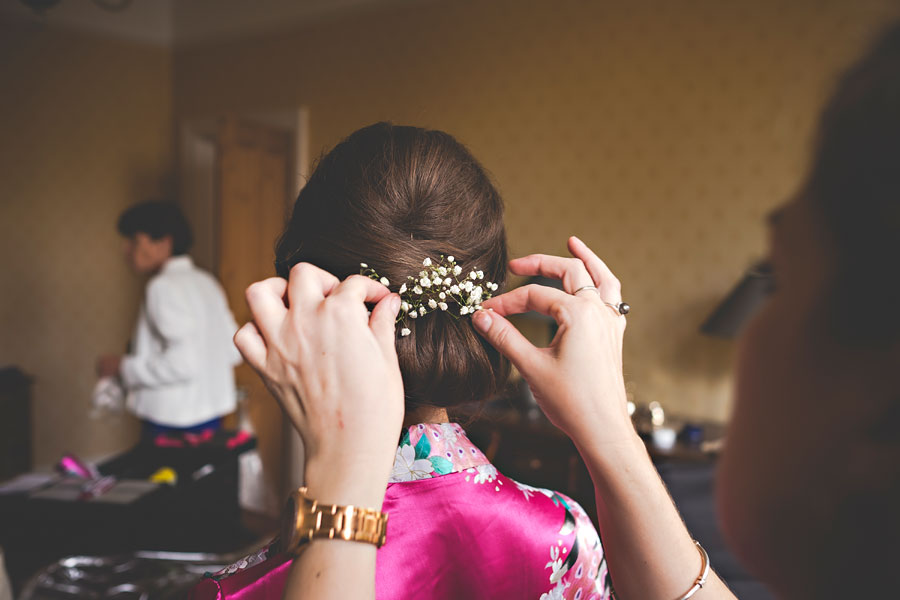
[120,256,242,427]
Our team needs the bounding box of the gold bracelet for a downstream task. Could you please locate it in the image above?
[675,541,711,600]
[278,487,389,556]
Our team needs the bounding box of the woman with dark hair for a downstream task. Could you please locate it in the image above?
[230,20,900,600]
[191,123,623,599]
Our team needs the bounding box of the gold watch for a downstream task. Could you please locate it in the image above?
[278,486,388,555]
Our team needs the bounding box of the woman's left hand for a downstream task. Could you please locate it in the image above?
[233,263,403,508]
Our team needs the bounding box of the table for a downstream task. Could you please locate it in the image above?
[0,430,256,593]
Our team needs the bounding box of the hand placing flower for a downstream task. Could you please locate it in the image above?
[233,264,403,509]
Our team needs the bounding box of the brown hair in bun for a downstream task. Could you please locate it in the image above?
[275,122,509,410]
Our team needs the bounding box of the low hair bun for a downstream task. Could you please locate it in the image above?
[275,122,510,409]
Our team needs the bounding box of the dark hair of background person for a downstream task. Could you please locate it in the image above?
[117,201,193,256]
[275,122,510,410]
[801,20,900,598]
[809,21,900,344]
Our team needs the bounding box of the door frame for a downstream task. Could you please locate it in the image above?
[177,107,310,515]
[178,108,309,272]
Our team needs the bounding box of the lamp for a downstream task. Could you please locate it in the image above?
[700,262,773,338]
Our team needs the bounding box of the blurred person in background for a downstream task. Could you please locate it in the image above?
[96,201,242,437]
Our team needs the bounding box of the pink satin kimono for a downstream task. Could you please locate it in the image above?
[189,423,613,599]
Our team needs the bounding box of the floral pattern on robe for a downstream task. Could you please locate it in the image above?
[190,423,613,600]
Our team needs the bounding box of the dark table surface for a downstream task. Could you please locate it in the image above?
[0,431,257,593]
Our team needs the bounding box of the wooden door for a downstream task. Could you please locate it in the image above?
[216,116,291,514]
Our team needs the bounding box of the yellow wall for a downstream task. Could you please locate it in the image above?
[0,21,173,466]
[174,0,898,422]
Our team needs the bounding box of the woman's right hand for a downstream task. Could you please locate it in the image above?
[473,236,633,447]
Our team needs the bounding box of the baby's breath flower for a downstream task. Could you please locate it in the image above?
[361,255,494,329]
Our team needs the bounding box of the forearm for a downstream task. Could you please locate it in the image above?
[283,541,376,600]
[576,432,735,600]
[281,458,390,600]
[120,349,194,388]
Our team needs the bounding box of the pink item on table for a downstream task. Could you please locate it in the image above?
[57,453,99,479]
[189,423,613,600]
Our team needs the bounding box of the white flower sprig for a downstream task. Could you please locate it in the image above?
[361,256,499,336]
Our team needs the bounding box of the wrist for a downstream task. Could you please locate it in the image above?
[304,455,391,510]
[574,427,649,485]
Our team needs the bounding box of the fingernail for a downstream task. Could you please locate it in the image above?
[473,310,491,333]
[391,294,401,314]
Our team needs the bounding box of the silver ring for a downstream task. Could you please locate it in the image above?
[572,285,599,295]
[603,301,630,316]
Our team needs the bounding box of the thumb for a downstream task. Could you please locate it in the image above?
[369,293,402,359]
[472,309,542,379]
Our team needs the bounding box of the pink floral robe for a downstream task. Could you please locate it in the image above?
[189,423,613,599]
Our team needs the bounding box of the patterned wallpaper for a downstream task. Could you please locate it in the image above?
[0,22,173,466]
[175,0,899,422]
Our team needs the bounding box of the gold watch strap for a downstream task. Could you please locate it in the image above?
[282,487,388,555]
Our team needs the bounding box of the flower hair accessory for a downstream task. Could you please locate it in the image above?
[361,256,499,337]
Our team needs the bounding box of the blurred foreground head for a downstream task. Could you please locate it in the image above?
[719,22,900,599]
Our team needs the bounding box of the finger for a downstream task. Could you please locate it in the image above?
[245,277,288,339]
[481,284,571,320]
[287,262,340,308]
[472,308,546,379]
[507,253,594,295]
[369,293,402,358]
[331,274,394,305]
[568,236,622,304]
[233,321,267,373]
